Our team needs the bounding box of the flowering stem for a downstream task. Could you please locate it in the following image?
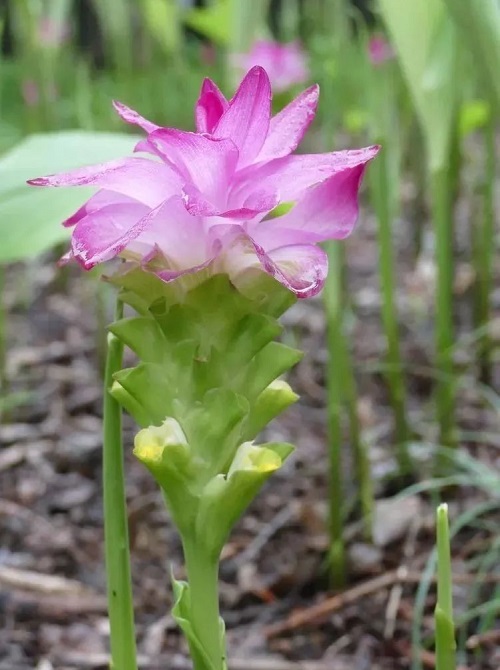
[103,299,138,670]
[435,503,456,670]
[182,540,225,670]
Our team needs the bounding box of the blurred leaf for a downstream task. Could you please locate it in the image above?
[442,0,500,110]
[459,100,491,138]
[184,0,231,46]
[141,0,181,55]
[379,0,458,172]
[0,130,138,262]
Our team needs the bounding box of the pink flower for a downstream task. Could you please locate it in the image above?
[28,67,379,298]
[231,41,309,93]
[37,17,71,48]
[21,79,40,107]
[368,35,395,66]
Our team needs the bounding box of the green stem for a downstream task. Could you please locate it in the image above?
[342,335,373,541]
[370,149,411,476]
[431,167,456,450]
[103,299,138,670]
[473,119,495,383]
[435,503,456,670]
[324,241,347,588]
[182,540,225,670]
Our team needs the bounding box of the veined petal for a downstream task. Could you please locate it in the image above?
[183,182,278,219]
[147,128,238,207]
[251,163,368,246]
[28,157,181,208]
[71,200,152,269]
[252,241,328,298]
[112,100,160,134]
[213,66,272,167]
[136,199,240,279]
[257,84,319,162]
[63,190,146,227]
[235,145,380,203]
[195,78,229,133]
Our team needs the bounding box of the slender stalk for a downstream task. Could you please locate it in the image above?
[473,119,495,383]
[103,299,138,670]
[370,150,412,475]
[435,503,456,670]
[341,334,374,540]
[431,167,456,449]
[324,241,347,588]
[182,540,225,670]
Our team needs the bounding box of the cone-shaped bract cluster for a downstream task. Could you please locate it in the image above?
[109,270,299,557]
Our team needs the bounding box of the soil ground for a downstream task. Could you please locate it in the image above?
[1,199,499,670]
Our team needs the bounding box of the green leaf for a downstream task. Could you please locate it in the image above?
[140,0,181,55]
[379,0,458,171]
[459,100,490,138]
[184,0,231,46]
[442,0,500,111]
[0,131,138,263]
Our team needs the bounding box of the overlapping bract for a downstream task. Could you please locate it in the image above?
[109,271,299,553]
[29,66,378,298]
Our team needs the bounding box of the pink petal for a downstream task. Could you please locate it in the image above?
[112,100,160,134]
[182,182,278,219]
[256,84,319,162]
[213,66,272,167]
[252,241,328,298]
[71,200,152,269]
[28,157,181,208]
[195,78,229,133]
[135,199,239,279]
[147,128,238,207]
[251,164,368,247]
[234,145,380,203]
[63,190,143,227]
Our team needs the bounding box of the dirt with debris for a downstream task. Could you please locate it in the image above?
[1,201,499,670]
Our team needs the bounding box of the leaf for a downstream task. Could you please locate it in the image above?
[184,0,231,46]
[140,0,181,55]
[378,0,458,171]
[0,131,138,262]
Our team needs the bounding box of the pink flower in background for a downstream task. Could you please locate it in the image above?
[37,17,71,48]
[29,67,378,298]
[21,80,40,107]
[21,79,58,107]
[232,41,309,93]
[368,35,394,66]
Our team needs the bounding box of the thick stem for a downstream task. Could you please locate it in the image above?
[103,299,138,670]
[431,167,456,450]
[182,540,225,670]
